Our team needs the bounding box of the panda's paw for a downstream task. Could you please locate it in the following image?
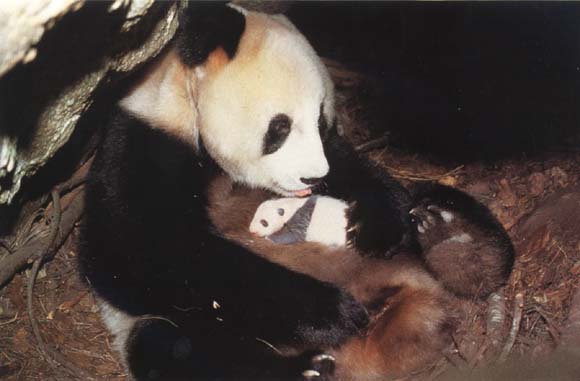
[301,353,336,381]
[345,194,411,257]
[410,205,455,234]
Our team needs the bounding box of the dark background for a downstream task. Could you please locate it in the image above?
[287,2,580,161]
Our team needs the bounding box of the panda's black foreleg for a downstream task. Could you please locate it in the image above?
[126,317,337,380]
[194,236,369,349]
[321,128,415,258]
[84,230,368,354]
[87,235,361,379]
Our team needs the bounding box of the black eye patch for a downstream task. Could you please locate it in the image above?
[260,219,269,227]
[277,208,284,216]
[263,114,291,155]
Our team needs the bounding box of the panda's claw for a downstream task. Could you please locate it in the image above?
[426,205,443,213]
[345,189,412,257]
[312,354,336,363]
[301,352,336,381]
[302,370,321,379]
[346,224,358,234]
[346,221,360,249]
[411,207,436,231]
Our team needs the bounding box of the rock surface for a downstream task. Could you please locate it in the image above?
[0,0,182,204]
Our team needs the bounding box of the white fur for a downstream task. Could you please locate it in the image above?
[120,49,198,146]
[251,196,348,247]
[98,299,137,366]
[249,197,308,236]
[197,11,334,196]
[120,7,335,197]
[440,211,454,223]
[305,197,348,247]
[446,233,473,243]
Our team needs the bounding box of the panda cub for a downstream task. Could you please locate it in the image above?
[250,196,348,246]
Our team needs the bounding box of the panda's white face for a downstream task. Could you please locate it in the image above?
[196,11,335,196]
[119,9,334,196]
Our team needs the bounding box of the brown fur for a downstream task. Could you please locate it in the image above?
[410,189,514,300]
[207,175,457,380]
[425,238,506,299]
[204,47,231,76]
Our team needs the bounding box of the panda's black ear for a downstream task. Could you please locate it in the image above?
[176,2,246,67]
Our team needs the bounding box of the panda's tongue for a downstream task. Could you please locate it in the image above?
[293,188,312,197]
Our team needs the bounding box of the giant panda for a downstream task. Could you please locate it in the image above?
[80,3,413,380]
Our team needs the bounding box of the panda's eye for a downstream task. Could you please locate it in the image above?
[263,114,291,155]
[260,219,269,227]
[277,208,284,216]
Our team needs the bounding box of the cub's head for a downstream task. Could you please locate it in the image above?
[249,197,307,237]
[121,4,334,196]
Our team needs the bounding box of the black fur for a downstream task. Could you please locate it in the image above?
[318,103,328,136]
[269,196,317,244]
[410,182,515,298]
[263,114,292,155]
[176,2,246,67]
[127,317,335,381]
[411,183,510,241]
[321,126,415,258]
[80,110,369,379]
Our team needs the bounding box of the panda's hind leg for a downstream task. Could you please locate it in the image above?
[332,285,455,380]
[126,316,338,380]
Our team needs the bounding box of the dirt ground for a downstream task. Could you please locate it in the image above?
[1,62,579,380]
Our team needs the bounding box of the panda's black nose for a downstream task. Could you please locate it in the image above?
[300,177,323,186]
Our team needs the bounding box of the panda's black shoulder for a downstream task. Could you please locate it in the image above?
[83,107,213,253]
[92,110,201,182]
[80,108,215,310]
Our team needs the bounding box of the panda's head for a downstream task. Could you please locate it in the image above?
[121,4,334,197]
